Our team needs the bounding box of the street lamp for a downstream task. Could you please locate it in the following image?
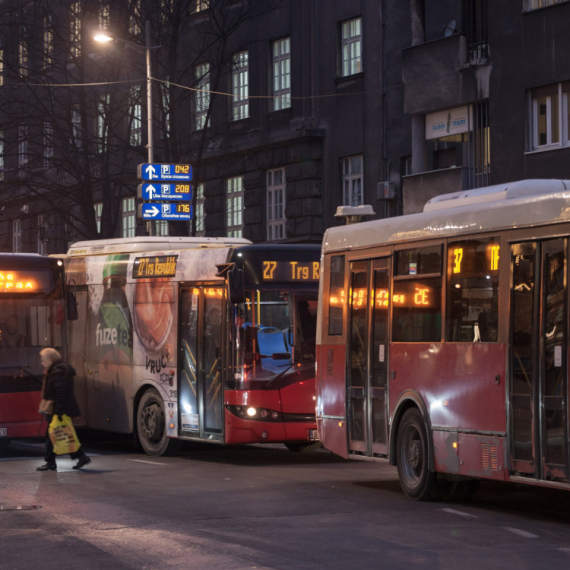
[94,21,161,235]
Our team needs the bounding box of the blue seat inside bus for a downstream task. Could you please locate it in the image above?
[257,328,291,371]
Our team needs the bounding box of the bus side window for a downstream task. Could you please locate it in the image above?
[392,246,442,343]
[328,255,345,336]
[446,238,499,343]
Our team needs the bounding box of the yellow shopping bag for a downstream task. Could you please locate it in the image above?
[49,415,81,455]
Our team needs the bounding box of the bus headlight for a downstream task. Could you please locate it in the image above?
[246,407,257,417]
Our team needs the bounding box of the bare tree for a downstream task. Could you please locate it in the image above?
[0,0,280,246]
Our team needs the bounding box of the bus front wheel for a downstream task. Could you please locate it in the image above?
[396,408,440,501]
[137,388,181,457]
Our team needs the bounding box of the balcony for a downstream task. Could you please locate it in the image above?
[402,34,483,115]
[402,167,468,215]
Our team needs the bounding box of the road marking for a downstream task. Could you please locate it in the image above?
[441,508,477,519]
[503,527,538,539]
[127,459,166,466]
[559,548,570,554]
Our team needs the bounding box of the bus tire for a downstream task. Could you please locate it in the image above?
[137,388,182,457]
[285,441,322,453]
[396,408,440,501]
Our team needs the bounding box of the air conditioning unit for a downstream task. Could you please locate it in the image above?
[378,181,396,200]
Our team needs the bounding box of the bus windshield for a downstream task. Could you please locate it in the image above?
[232,290,317,389]
[0,293,65,389]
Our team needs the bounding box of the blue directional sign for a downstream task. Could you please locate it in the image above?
[137,163,193,182]
[138,183,192,202]
[139,203,193,221]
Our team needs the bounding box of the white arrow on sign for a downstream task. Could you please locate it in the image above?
[145,165,157,180]
[147,184,157,198]
[146,206,159,217]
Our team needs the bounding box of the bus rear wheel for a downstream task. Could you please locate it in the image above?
[137,388,181,457]
[396,408,440,501]
[285,441,322,453]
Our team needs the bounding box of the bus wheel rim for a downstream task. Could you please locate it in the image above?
[141,402,163,442]
[401,424,423,485]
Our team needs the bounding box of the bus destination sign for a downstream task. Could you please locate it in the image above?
[138,183,192,202]
[0,271,38,292]
[139,203,193,221]
[262,261,320,282]
[137,163,193,182]
[133,255,178,279]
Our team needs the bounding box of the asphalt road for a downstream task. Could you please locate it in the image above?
[1,433,570,570]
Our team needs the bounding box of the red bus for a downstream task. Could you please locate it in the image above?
[0,254,66,447]
[63,238,320,455]
[317,179,570,499]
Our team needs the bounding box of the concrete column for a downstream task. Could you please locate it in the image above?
[410,0,425,46]
[411,114,427,174]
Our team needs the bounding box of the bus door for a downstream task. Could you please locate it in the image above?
[178,285,224,442]
[347,258,390,456]
[510,240,568,481]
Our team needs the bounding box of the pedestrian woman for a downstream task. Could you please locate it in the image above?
[36,348,91,471]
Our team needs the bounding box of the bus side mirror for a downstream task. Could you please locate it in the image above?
[66,281,78,321]
[228,267,245,304]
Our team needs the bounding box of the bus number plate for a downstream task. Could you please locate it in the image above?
[0,428,7,436]
[308,429,318,441]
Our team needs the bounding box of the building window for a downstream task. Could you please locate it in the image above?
[466,0,488,61]
[38,215,47,256]
[266,168,286,241]
[160,0,173,24]
[44,121,54,166]
[342,155,363,206]
[19,39,28,77]
[97,95,108,152]
[341,17,362,77]
[232,51,249,121]
[129,0,141,35]
[71,2,81,58]
[161,80,171,135]
[72,108,82,148]
[531,86,562,150]
[129,87,142,145]
[195,183,205,236]
[226,176,244,238]
[155,220,169,236]
[526,0,570,9]
[195,63,210,130]
[196,0,209,11]
[19,126,28,168]
[99,2,110,31]
[94,202,102,234]
[13,220,22,253]
[44,17,54,68]
[273,38,291,111]
[122,197,136,238]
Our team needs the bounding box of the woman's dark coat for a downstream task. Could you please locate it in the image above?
[43,360,81,418]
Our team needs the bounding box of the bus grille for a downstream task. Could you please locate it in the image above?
[481,443,499,470]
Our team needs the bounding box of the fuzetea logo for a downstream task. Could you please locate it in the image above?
[96,323,132,348]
